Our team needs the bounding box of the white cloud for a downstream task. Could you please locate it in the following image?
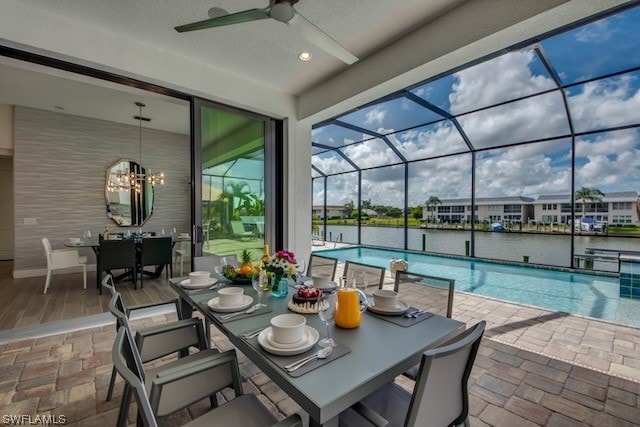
[449,50,555,115]
[568,74,640,132]
[364,106,386,126]
[575,19,616,43]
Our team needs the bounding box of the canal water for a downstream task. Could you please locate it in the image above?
[321,225,639,271]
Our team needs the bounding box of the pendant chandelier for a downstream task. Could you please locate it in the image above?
[108,102,165,192]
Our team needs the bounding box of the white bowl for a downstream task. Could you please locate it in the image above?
[180,233,190,238]
[218,287,244,307]
[68,237,81,244]
[270,314,307,344]
[312,273,331,288]
[372,289,399,309]
[189,271,210,285]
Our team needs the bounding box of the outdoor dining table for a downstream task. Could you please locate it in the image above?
[169,277,465,427]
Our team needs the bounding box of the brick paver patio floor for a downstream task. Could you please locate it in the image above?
[0,283,639,426]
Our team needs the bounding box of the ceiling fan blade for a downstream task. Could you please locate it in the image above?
[175,9,270,33]
[288,13,358,65]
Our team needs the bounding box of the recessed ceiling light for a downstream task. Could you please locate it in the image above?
[298,52,312,61]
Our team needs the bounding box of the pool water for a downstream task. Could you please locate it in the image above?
[316,246,640,327]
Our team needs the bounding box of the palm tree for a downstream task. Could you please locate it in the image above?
[574,187,604,218]
[425,196,442,222]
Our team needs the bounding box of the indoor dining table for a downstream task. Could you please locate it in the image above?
[66,235,189,289]
[169,277,465,427]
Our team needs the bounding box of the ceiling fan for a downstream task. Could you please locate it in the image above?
[174,0,358,65]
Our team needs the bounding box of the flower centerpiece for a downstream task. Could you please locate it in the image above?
[263,250,298,297]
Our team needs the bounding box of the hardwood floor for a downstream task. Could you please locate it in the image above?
[0,260,181,330]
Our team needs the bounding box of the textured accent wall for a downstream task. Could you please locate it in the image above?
[14,106,190,273]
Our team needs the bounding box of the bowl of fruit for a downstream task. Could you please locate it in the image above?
[221,250,255,284]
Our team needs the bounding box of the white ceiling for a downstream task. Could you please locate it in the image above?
[0,0,470,134]
[12,0,468,95]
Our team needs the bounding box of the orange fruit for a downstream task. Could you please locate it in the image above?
[240,264,253,276]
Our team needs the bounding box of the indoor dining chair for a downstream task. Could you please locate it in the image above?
[108,293,222,426]
[173,240,190,276]
[339,321,485,427]
[41,237,87,294]
[98,239,137,293]
[138,236,173,287]
[112,326,303,427]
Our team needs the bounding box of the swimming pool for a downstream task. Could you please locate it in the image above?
[316,246,640,327]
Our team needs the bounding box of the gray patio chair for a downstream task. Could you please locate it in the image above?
[108,293,220,426]
[192,254,239,343]
[339,321,485,427]
[394,271,455,319]
[306,254,338,281]
[102,275,188,402]
[112,325,303,427]
[343,260,386,290]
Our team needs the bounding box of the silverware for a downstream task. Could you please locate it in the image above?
[240,326,267,339]
[285,347,333,372]
[219,304,260,320]
[188,282,220,294]
[409,309,429,318]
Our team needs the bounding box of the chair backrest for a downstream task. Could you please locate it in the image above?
[112,326,159,427]
[41,238,52,266]
[406,321,485,427]
[101,274,117,297]
[108,291,206,362]
[113,325,243,424]
[141,237,172,265]
[343,260,386,289]
[394,271,455,318]
[307,254,338,280]
[193,254,239,275]
[100,240,136,270]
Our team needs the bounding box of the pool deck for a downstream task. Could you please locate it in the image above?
[0,252,639,425]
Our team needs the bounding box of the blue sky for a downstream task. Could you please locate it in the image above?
[312,5,640,208]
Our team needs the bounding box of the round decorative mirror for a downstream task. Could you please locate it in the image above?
[105,159,154,226]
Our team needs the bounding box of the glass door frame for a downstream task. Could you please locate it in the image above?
[191,97,282,258]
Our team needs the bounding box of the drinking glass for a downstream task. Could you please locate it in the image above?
[84,230,91,239]
[251,271,268,309]
[296,258,306,279]
[214,256,228,279]
[317,292,337,348]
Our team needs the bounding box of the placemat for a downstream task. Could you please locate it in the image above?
[365,307,434,327]
[241,333,350,377]
[197,301,272,323]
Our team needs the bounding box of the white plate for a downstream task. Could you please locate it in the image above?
[303,280,338,291]
[366,297,409,316]
[258,326,319,356]
[180,278,217,289]
[267,328,312,349]
[207,295,253,312]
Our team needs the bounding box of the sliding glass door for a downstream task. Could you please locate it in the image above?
[192,99,277,264]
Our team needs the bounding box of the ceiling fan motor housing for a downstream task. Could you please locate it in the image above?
[270,1,295,22]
